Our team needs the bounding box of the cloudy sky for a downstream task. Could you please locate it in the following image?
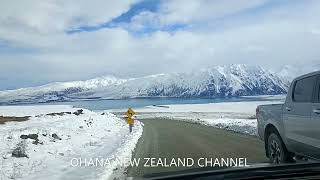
[0,0,320,90]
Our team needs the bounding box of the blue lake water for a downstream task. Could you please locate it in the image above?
[33,96,277,111]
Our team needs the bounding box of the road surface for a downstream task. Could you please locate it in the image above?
[126,119,267,178]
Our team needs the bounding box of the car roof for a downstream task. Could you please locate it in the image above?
[293,70,320,82]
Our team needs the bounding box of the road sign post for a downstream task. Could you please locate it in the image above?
[125,108,135,133]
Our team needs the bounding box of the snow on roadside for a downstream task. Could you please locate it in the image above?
[99,120,143,180]
[112,100,283,136]
[0,105,143,180]
[196,117,258,135]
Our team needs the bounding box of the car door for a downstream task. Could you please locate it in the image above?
[309,75,320,159]
[283,75,317,155]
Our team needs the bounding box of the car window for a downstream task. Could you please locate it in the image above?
[293,75,317,102]
[313,75,320,102]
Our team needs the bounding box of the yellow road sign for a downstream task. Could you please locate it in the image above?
[125,108,135,117]
[125,108,135,130]
[126,117,134,125]
[125,111,132,117]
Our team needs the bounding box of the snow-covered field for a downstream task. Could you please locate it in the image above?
[111,99,284,136]
[0,105,143,180]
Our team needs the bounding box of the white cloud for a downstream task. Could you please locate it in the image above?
[158,0,268,25]
[0,0,320,89]
[0,0,139,46]
[128,0,269,31]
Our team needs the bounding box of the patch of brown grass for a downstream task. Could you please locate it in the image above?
[0,116,30,125]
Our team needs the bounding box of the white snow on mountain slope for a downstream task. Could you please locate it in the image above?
[0,76,128,104]
[0,105,143,180]
[0,64,289,104]
[0,76,126,98]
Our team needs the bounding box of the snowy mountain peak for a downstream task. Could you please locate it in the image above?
[0,64,290,105]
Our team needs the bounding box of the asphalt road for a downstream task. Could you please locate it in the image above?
[126,119,267,178]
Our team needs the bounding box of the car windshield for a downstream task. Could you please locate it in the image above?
[0,1,319,180]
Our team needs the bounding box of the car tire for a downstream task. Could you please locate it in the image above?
[267,133,292,164]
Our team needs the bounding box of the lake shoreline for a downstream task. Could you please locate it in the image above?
[0,95,286,111]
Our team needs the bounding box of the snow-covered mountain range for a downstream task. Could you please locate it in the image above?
[0,64,296,105]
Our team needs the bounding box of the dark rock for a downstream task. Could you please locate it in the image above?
[32,140,43,145]
[28,134,38,140]
[73,109,83,116]
[12,142,28,158]
[52,133,62,140]
[46,112,72,116]
[46,112,61,116]
[79,126,83,129]
[20,135,28,139]
[20,134,38,140]
[12,148,28,158]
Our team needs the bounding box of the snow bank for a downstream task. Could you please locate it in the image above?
[113,100,283,136]
[0,105,143,180]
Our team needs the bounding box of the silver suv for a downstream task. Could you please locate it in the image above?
[257,71,320,163]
